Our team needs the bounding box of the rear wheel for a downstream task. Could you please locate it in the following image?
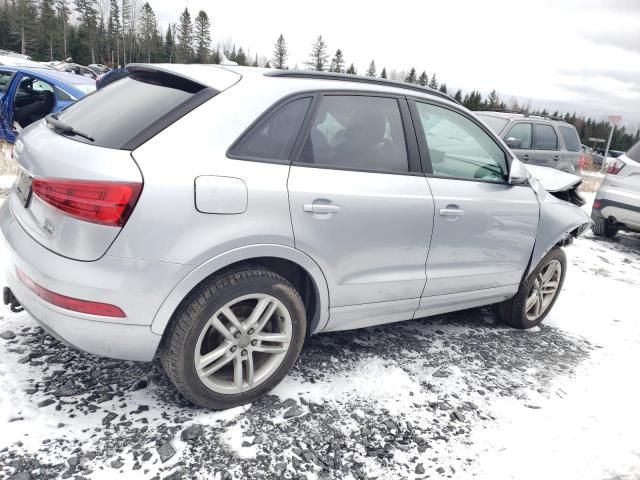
[592,219,618,238]
[498,247,566,329]
[161,268,306,409]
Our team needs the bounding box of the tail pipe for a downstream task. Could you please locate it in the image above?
[3,287,24,313]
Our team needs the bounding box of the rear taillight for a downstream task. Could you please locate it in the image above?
[578,152,585,171]
[607,160,625,175]
[31,178,142,227]
[16,268,126,317]
[592,199,601,210]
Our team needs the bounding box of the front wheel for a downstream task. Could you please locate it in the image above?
[160,268,307,409]
[498,247,567,329]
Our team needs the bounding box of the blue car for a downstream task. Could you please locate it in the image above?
[0,66,95,143]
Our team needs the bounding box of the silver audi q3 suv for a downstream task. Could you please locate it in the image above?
[1,65,591,409]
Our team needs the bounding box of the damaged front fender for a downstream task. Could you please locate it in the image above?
[527,177,592,277]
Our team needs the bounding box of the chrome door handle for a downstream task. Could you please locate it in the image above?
[304,203,341,214]
[439,208,465,217]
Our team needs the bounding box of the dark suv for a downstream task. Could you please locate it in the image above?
[476,112,584,173]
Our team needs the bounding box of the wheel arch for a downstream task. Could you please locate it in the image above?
[150,244,330,337]
[525,196,591,278]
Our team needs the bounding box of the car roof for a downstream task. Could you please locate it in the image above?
[133,64,460,107]
[476,110,575,127]
[0,65,96,85]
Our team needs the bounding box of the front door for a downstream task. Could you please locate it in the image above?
[0,70,16,142]
[411,100,539,298]
[287,94,435,311]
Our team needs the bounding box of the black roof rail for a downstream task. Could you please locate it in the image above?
[264,70,459,104]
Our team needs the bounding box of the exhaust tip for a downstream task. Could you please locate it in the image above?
[3,287,24,313]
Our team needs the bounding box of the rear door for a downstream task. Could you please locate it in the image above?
[531,123,561,169]
[287,93,435,311]
[558,124,581,172]
[410,99,539,298]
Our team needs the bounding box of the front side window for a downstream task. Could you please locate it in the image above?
[559,125,580,152]
[13,75,56,129]
[230,96,311,161]
[415,102,507,182]
[505,123,532,149]
[299,95,409,173]
[534,124,558,150]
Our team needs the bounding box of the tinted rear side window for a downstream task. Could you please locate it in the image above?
[230,97,312,161]
[627,141,640,162]
[559,125,580,152]
[299,95,409,173]
[54,70,212,149]
[534,124,558,150]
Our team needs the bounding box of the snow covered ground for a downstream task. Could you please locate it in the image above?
[1,188,639,480]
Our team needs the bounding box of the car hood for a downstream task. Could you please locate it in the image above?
[525,165,581,192]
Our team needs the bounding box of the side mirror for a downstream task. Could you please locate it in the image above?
[505,137,522,149]
[509,157,529,185]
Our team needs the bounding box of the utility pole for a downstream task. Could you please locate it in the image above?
[604,115,622,158]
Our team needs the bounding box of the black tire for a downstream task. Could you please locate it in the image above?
[160,268,306,410]
[497,247,567,329]
[592,219,618,238]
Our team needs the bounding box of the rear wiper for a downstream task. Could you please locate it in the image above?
[46,114,95,142]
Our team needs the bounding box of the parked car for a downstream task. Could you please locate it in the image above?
[0,66,591,409]
[592,148,625,167]
[0,65,95,143]
[592,141,640,237]
[476,112,584,173]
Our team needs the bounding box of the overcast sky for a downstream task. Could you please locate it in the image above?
[151,0,640,128]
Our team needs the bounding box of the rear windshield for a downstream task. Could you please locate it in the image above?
[559,125,580,152]
[476,114,508,134]
[53,70,210,149]
[627,141,640,162]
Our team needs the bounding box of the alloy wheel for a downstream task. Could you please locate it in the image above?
[525,259,562,321]
[194,294,292,394]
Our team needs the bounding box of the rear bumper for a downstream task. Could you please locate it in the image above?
[594,189,640,232]
[0,200,192,362]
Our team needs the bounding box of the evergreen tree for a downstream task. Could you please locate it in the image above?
[14,0,39,55]
[163,24,175,63]
[235,46,247,65]
[176,7,193,63]
[271,34,288,69]
[366,59,376,77]
[329,48,344,72]
[417,70,428,86]
[107,0,121,65]
[74,0,98,63]
[429,73,438,89]
[55,0,71,58]
[487,89,499,108]
[193,10,211,63]
[346,63,356,74]
[39,0,58,60]
[306,35,328,71]
[439,83,448,94]
[139,3,157,62]
[380,67,387,79]
[404,67,417,84]
[454,89,463,103]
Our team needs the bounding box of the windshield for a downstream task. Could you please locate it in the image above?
[475,114,509,134]
[72,83,97,95]
[627,141,640,162]
[53,70,209,149]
